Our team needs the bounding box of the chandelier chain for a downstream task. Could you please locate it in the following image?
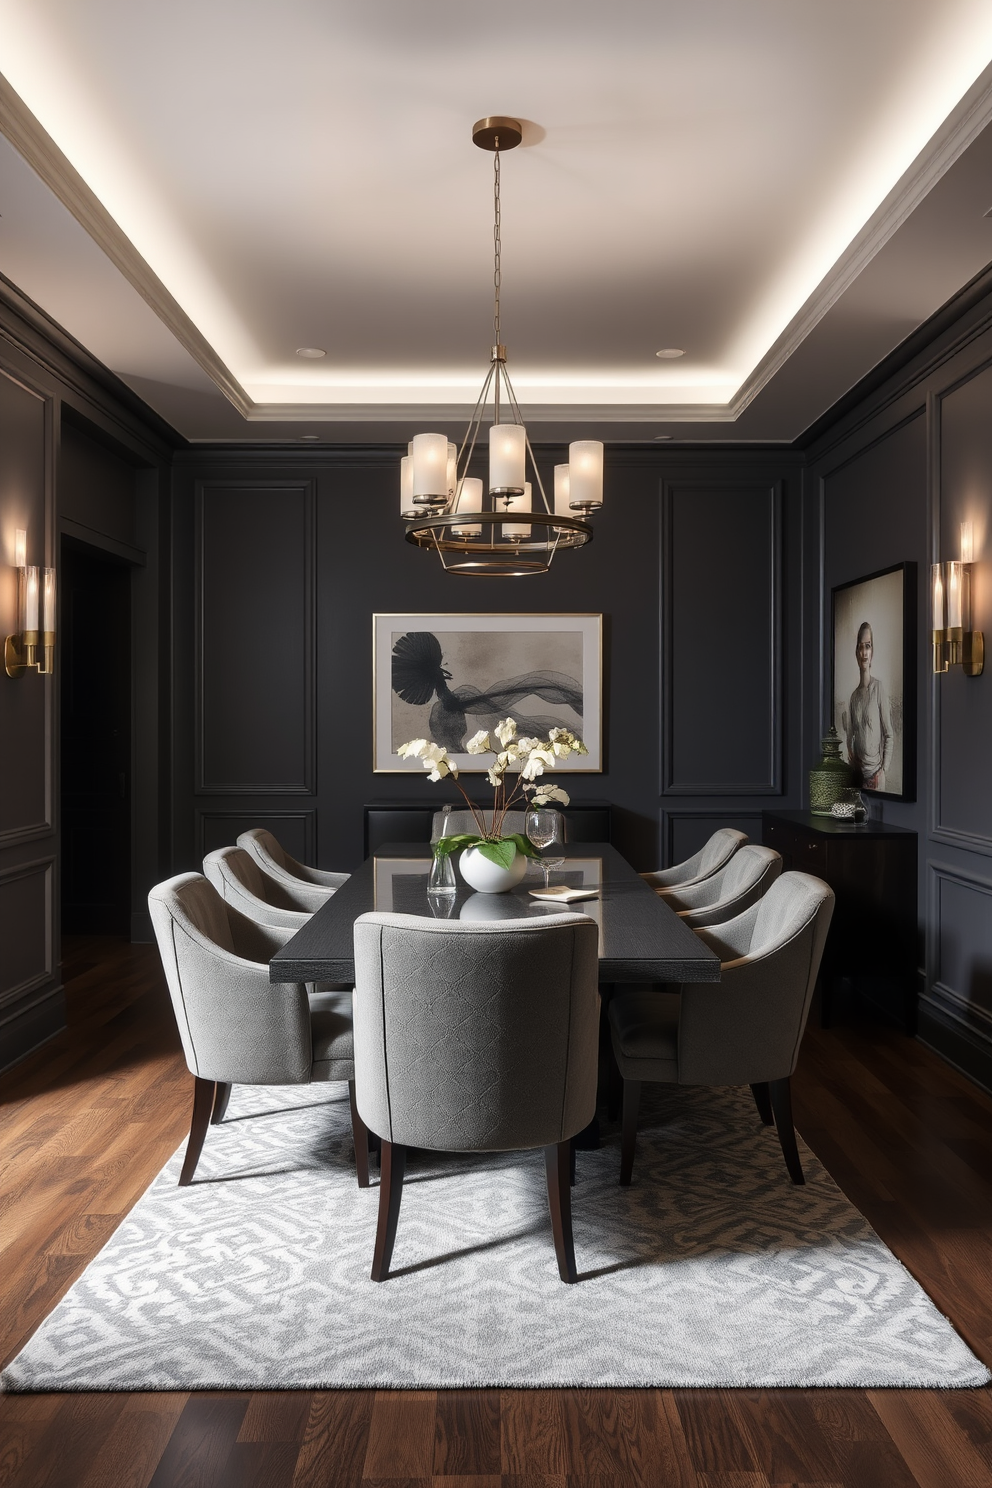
[493,143,501,348]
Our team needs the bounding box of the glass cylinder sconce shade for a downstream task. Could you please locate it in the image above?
[6,531,56,678]
[399,454,416,517]
[567,440,604,511]
[489,423,526,494]
[932,557,983,675]
[554,464,571,519]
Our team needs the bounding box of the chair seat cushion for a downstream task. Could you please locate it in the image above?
[309,990,355,1081]
[609,989,680,1081]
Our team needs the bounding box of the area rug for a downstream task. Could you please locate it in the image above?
[3,1083,988,1391]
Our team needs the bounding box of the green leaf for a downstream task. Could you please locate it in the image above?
[433,833,485,858]
[475,838,517,870]
[506,832,539,859]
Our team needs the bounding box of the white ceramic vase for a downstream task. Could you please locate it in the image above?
[458,844,528,894]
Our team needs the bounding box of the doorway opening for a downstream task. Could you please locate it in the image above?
[60,538,132,936]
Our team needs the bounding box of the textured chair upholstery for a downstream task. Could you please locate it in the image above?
[610,871,834,1186]
[353,911,600,1282]
[237,827,349,910]
[668,845,782,926]
[641,827,748,897]
[203,845,315,930]
[148,872,369,1188]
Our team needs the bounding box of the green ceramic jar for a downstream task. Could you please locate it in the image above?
[809,724,856,816]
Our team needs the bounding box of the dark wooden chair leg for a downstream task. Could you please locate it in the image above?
[210,1082,232,1125]
[606,1042,623,1122]
[544,1141,577,1283]
[619,1078,641,1186]
[178,1077,215,1187]
[750,1081,774,1126]
[371,1140,406,1281]
[348,1080,371,1189]
[769,1076,805,1185]
[569,1139,577,1186]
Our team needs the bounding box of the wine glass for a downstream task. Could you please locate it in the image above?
[526,808,563,889]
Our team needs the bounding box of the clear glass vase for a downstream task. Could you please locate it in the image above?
[428,850,456,895]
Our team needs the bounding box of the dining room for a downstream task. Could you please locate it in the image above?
[3,4,992,1482]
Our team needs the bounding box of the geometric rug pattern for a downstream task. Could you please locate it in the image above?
[4,1082,988,1391]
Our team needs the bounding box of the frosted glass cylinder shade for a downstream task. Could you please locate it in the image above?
[42,568,56,633]
[14,528,26,568]
[399,455,415,517]
[451,477,483,536]
[446,443,458,499]
[412,432,449,500]
[931,564,945,629]
[568,440,604,510]
[503,482,532,539]
[23,566,39,633]
[489,423,526,492]
[947,561,963,629]
[554,464,571,518]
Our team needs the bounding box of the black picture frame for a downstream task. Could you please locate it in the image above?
[830,562,916,803]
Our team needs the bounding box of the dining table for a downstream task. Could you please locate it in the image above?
[269,842,721,987]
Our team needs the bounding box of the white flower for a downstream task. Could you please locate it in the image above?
[397,738,428,759]
[466,730,491,754]
[420,742,458,781]
[521,747,555,781]
[515,736,541,754]
[486,767,503,787]
[495,717,517,747]
[531,783,570,806]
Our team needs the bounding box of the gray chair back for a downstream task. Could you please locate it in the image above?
[237,827,348,894]
[676,845,782,927]
[148,872,312,1084]
[353,912,599,1152]
[203,846,311,928]
[645,827,748,892]
[678,871,834,1085]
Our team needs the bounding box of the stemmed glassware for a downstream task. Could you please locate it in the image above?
[526,808,565,889]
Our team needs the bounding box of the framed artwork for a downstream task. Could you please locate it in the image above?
[373,613,602,772]
[831,563,916,802]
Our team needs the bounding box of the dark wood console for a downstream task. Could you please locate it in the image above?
[761,810,918,1034]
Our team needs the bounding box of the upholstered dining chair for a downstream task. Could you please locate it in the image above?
[667,845,782,926]
[148,872,370,1188]
[352,911,600,1284]
[237,827,349,911]
[641,827,748,899]
[610,871,834,1187]
[203,845,313,930]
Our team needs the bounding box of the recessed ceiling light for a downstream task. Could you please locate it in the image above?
[653,434,673,440]
[655,348,685,359]
[300,434,321,441]
[296,347,326,359]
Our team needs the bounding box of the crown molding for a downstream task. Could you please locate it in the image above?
[0,70,252,419]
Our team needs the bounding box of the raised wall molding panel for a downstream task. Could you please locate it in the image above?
[0,856,54,1010]
[662,480,783,796]
[925,861,992,1053]
[195,808,316,865]
[194,481,316,796]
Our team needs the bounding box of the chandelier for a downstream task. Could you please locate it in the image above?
[401,117,604,577]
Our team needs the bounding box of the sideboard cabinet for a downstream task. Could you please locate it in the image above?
[364,799,612,857]
[761,810,918,1033]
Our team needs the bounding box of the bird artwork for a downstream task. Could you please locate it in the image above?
[390,630,583,753]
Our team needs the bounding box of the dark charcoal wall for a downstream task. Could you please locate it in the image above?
[805,281,992,1091]
[0,288,174,1069]
[170,448,804,878]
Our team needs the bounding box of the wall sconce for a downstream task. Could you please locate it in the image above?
[932,522,983,676]
[5,530,56,678]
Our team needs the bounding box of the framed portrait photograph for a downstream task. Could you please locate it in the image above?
[831,563,916,802]
[373,613,602,772]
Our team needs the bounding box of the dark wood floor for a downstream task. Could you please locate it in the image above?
[1,941,991,1488]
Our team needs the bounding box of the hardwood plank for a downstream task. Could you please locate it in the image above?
[145,1393,250,1488]
[727,1389,847,1483]
[671,1392,759,1474]
[75,1394,190,1488]
[239,1390,314,1443]
[869,1391,992,1488]
[214,1440,302,1488]
[2,1393,129,1488]
[291,1391,375,1487]
[364,1392,437,1478]
[433,1390,500,1475]
[500,1392,568,1476]
[0,1394,63,1487]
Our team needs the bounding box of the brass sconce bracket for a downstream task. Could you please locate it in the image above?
[5,632,54,678]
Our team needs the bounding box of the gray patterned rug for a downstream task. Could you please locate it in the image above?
[4,1082,988,1391]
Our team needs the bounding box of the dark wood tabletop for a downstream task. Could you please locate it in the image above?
[269,842,721,986]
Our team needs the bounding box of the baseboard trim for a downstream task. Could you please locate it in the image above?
[0,986,66,1073]
[918,997,992,1096]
